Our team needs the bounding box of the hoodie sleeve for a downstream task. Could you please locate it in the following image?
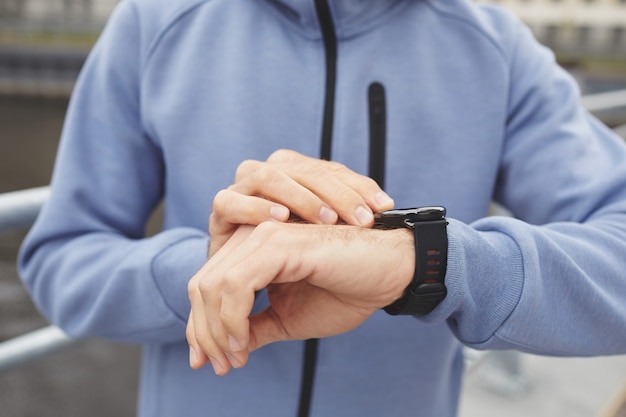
[426,15,626,356]
[18,0,208,343]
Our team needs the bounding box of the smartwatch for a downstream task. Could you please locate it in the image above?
[374,206,448,316]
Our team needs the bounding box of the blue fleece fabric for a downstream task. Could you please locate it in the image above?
[18,0,626,416]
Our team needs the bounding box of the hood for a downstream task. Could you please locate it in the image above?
[264,0,411,39]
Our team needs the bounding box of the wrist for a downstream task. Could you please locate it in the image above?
[380,228,416,306]
[374,207,448,315]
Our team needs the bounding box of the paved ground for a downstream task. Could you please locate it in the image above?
[461,351,626,417]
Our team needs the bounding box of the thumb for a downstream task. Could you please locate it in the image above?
[248,307,290,352]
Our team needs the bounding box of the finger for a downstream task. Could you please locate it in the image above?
[202,275,252,370]
[188,276,231,376]
[212,188,290,231]
[186,311,209,369]
[199,235,259,370]
[190,311,230,375]
[234,159,264,183]
[235,151,393,226]
[248,306,290,352]
[268,150,394,224]
[270,150,387,207]
[290,164,375,226]
[209,189,290,256]
[231,165,338,225]
[324,160,395,212]
[272,160,375,226]
[218,280,256,367]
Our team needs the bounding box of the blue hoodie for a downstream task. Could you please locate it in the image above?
[18,0,626,416]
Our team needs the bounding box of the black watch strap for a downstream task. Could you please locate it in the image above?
[384,219,448,316]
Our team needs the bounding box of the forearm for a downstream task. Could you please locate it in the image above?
[437,213,626,356]
[19,225,208,343]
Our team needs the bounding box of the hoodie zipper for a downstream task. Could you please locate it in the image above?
[315,0,337,161]
[296,2,337,417]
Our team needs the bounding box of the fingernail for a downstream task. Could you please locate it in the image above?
[319,206,338,224]
[189,347,198,368]
[209,357,224,375]
[375,192,394,208]
[356,206,374,226]
[270,205,290,221]
[229,334,242,352]
[226,353,242,369]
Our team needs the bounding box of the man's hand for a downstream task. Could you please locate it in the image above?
[187,222,415,376]
[208,149,394,256]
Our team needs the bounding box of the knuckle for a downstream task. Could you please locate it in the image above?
[253,221,287,247]
[197,279,214,296]
[212,189,231,212]
[220,273,239,295]
[219,307,238,328]
[248,221,278,244]
[235,159,260,181]
[362,175,381,190]
[185,322,196,342]
[208,212,218,230]
[333,186,363,209]
[327,160,347,173]
[255,219,281,235]
[307,168,331,189]
[298,161,325,179]
[207,268,239,300]
[268,149,294,163]
[254,164,281,186]
[195,329,213,354]
[187,279,198,299]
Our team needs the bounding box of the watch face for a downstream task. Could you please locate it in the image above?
[374,206,446,229]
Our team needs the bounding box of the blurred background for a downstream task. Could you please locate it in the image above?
[0,2,139,416]
[1,0,625,416]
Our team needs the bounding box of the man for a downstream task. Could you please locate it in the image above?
[19,0,626,416]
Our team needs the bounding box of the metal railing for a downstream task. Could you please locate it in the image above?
[0,186,49,233]
[0,325,77,373]
[1,90,626,378]
[582,89,626,113]
[0,186,79,373]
